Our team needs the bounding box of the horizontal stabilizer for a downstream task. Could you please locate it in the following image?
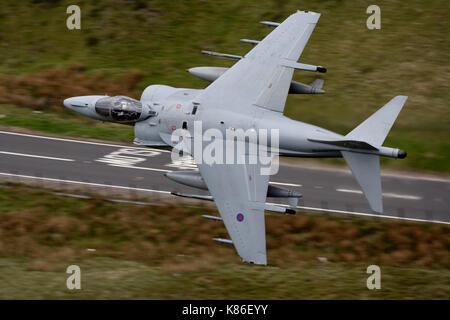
[346,96,408,146]
[341,151,382,213]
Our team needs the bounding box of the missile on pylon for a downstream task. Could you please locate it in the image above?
[165,171,302,203]
[187,66,325,94]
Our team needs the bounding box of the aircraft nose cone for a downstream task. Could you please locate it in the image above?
[63,95,107,110]
[63,97,74,109]
[63,97,90,109]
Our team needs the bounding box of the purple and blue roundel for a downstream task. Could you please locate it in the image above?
[236,213,244,222]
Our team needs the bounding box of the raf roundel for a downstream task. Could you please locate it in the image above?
[236,213,244,222]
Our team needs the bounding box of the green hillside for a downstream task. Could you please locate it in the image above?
[0,0,448,172]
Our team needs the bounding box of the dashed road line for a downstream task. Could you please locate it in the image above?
[382,192,422,200]
[0,151,74,162]
[336,188,364,195]
[336,188,422,200]
[109,164,171,173]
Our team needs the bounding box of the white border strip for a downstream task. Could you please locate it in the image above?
[0,172,170,195]
[264,202,449,225]
[295,204,448,225]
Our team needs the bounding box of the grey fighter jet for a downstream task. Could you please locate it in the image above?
[64,11,407,265]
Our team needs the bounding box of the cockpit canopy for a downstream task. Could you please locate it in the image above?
[95,96,142,123]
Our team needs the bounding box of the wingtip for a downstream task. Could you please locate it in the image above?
[394,95,408,102]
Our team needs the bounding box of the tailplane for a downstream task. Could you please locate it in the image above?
[341,96,408,213]
[346,96,408,146]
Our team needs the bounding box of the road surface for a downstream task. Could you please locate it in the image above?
[0,130,448,224]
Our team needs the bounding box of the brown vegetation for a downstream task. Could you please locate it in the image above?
[0,64,143,112]
[0,185,448,273]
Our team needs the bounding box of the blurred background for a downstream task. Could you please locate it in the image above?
[0,0,448,299]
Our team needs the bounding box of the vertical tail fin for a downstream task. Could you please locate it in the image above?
[342,96,408,213]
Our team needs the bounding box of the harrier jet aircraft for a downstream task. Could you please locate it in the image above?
[64,11,407,265]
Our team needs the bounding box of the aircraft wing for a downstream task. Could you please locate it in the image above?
[196,10,321,113]
[197,159,270,265]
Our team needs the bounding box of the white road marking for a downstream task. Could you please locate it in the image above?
[296,205,448,225]
[336,188,364,194]
[54,192,155,206]
[0,172,170,195]
[282,160,450,183]
[109,164,170,173]
[336,188,422,200]
[0,172,447,225]
[165,155,198,170]
[1,130,449,183]
[270,181,302,187]
[95,148,170,172]
[266,202,449,225]
[53,192,91,199]
[0,130,171,153]
[0,151,74,162]
[382,192,422,200]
